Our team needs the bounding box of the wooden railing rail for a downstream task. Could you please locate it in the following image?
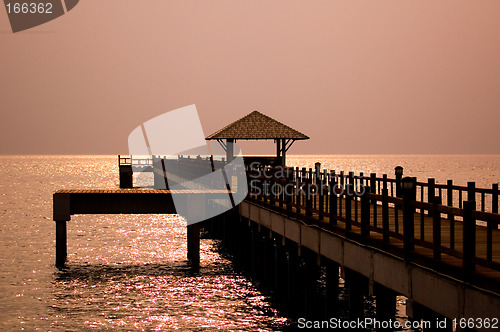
[244,163,500,287]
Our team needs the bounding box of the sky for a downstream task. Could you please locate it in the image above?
[1,0,499,155]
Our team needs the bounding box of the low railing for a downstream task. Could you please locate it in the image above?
[118,155,153,167]
[245,163,500,287]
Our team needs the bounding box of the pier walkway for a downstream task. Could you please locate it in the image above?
[245,165,500,289]
[52,160,500,328]
[237,164,500,324]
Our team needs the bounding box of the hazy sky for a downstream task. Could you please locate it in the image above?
[1,0,499,155]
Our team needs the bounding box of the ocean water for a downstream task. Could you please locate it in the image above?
[0,155,498,331]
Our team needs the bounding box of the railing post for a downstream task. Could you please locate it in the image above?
[395,166,403,198]
[345,183,353,231]
[382,188,389,242]
[446,179,453,208]
[427,178,435,216]
[259,165,265,201]
[305,178,313,221]
[270,167,277,207]
[361,185,371,240]
[296,167,302,216]
[463,200,476,281]
[467,182,476,203]
[483,183,498,261]
[277,167,284,209]
[329,171,337,226]
[338,171,344,195]
[318,176,325,221]
[314,162,321,186]
[493,184,498,234]
[493,183,499,214]
[401,177,416,263]
[432,197,442,261]
[487,183,498,259]
[447,180,455,249]
[285,167,293,217]
[370,173,376,195]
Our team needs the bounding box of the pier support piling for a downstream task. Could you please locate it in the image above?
[53,193,71,268]
[324,259,340,319]
[187,223,200,269]
[374,284,396,330]
[55,221,67,268]
[119,164,133,188]
[345,268,369,319]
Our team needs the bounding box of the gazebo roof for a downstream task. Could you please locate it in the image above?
[205,110,309,140]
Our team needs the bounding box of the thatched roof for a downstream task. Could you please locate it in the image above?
[205,111,309,140]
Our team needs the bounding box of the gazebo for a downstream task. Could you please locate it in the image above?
[206,110,309,166]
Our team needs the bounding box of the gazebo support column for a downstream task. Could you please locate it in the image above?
[226,139,234,163]
[281,138,286,167]
[276,139,281,166]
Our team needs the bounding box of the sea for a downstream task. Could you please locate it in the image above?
[1,155,499,331]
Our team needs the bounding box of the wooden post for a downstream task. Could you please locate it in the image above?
[427,178,435,216]
[53,193,71,268]
[226,139,234,163]
[375,284,396,327]
[361,186,370,240]
[402,185,415,263]
[318,184,325,221]
[395,166,403,198]
[487,183,498,259]
[382,188,389,242]
[276,139,281,165]
[281,139,286,167]
[285,167,292,216]
[314,162,321,185]
[370,173,376,195]
[432,197,442,261]
[493,183,499,235]
[345,183,352,231]
[493,183,499,214]
[305,179,313,220]
[119,164,133,188]
[187,223,200,270]
[329,171,337,226]
[55,221,67,268]
[296,167,301,216]
[463,200,476,281]
[467,181,476,202]
[446,180,455,249]
[324,259,339,318]
[345,269,368,319]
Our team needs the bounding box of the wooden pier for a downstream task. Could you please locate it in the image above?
[52,111,500,328]
[52,188,230,268]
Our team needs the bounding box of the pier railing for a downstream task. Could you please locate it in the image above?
[245,163,500,288]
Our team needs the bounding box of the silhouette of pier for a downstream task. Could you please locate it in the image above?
[52,110,500,328]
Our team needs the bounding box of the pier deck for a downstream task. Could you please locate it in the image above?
[245,165,500,293]
[248,194,500,288]
[52,188,230,267]
[52,162,500,326]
